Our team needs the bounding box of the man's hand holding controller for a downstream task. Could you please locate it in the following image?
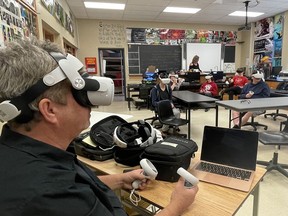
[132,159,158,189]
[247,90,254,98]
[177,167,199,188]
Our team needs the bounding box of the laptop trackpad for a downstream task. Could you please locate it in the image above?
[203,173,231,185]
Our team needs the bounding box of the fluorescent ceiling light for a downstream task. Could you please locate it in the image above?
[164,7,201,14]
[84,2,125,10]
[229,11,263,17]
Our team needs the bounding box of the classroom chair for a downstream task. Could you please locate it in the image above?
[257,120,288,178]
[241,111,268,131]
[157,100,189,137]
[144,95,161,129]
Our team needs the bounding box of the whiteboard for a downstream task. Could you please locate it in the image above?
[186,43,223,72]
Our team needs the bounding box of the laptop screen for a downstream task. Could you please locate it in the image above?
[201,126,259,170]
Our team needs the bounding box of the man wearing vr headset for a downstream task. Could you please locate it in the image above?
[0,38,198,216]
[232,70,270,128]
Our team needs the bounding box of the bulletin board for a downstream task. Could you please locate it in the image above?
[186,43,223,72]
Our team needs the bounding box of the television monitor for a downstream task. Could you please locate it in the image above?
[186,72,200,83]
[143,71,156,82]
[212,71,224,82]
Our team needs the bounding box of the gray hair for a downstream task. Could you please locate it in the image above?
[0,38,70,127]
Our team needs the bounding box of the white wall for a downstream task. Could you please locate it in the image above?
[186,43,223,72]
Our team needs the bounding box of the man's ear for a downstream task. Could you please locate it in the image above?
[38,99,58,123]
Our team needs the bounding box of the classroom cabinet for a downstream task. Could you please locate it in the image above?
[99,49,125,95]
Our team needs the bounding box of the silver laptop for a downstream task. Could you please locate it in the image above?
[191,126,259,192]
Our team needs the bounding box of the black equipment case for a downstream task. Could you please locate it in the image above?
[73,115,127,161]
[140,136,198,182]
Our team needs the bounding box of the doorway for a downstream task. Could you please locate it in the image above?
[98,49,125,97]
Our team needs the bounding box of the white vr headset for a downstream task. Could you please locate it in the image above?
[159,78,171,85]
[0,52,114,123]
[113,120,157,148]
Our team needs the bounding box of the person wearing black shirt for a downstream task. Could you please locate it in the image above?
[189,55,202,72]
[0,38,198,216]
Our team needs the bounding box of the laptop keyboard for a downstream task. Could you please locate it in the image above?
[196,162,252,181]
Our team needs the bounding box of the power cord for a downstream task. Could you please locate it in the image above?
[129,189,141,206]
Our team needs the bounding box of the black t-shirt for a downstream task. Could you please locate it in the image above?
[0,125,127,216]
[189,63,201,71]
[159,88,170,100]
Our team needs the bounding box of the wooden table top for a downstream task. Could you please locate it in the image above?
[77,155,266,216]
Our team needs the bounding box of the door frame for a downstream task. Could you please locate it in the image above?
[98,48,126,97]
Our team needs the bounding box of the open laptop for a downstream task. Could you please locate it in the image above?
[191,126,259,192]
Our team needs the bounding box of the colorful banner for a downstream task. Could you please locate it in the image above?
[126,28,237,45]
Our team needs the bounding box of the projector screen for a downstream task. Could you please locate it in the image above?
[186,43,223,72]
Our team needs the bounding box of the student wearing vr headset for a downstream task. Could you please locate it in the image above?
[232,70,270,129]
[151,72,182,136]
[0,38,198,216]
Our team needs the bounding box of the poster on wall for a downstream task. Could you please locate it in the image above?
[54,1,64,26]
[85,57,97,74]
[253,17,274,78]
[22,0,36,10]
[41,0,55,14]
[21,5,37,37]
[273,13,284,67]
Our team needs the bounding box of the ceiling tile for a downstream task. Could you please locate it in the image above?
[65,0,288,26]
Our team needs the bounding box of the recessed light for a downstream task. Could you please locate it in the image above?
[84,2,125,10]
[229,11,263,17]
[163,7,201,14]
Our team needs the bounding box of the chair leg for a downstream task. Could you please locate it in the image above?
[242,115,268,131]
[170,127,187,138]
[257,146,288,178]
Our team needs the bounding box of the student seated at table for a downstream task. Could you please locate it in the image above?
[219,67,249,100]
[199,75,219,97]
[169,71,184,91]
[0,38,198,216]
[232,70,270,128]
[151,73,181,136]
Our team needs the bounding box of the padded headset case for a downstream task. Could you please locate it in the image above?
[73,115,127,161]
[113,120,159,166]
[140,136,198,182]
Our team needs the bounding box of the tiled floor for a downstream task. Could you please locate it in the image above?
[97,96,288,216]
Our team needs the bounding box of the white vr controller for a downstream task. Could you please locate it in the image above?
[177,167,199,188]
[132,159,158,189]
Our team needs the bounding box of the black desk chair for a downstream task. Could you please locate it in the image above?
[144,95,162,129]
[257,120,288,178]
[157,100,189,137]
[242,111,268,131]
[264,109,288,121]
[136,85,153,110]
[264,82,288,120]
